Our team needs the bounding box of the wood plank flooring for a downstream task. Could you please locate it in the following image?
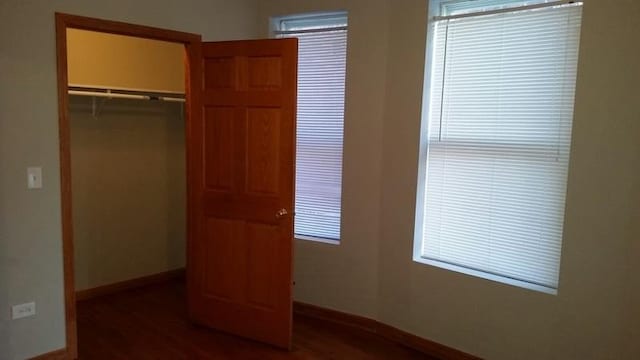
[77,279,433,359]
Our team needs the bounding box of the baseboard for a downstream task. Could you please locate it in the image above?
[29,348,68,360]
[293,301,378,332]
[293,302,481,360]
[75,268,185,302]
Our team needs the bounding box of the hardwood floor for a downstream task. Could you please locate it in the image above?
[77,279,433,359]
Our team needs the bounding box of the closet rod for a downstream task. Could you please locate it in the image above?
[68,88,185,103]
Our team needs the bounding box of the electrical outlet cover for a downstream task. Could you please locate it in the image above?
[11,302,36,319]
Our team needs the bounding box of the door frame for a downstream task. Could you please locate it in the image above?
[55,13,201,359]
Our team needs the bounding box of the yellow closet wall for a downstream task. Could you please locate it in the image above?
[67,29,185,93]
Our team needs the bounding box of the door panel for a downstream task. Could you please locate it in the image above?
[248,56,283,89]
[188,39,297,349]
[202,218,237,301]
[204,57,236,89]
[246,222,279,309]
[204,107,234,190]
[246,108,281,195]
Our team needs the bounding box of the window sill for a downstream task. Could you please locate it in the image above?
[295,235,340,245]
[412,255,557,295]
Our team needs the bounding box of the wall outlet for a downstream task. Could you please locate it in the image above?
[11,302,36,320]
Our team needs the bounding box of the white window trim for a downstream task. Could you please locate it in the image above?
[295,234,341,245]
[413,0,444,268]
[270,11,349,38]
[413,258,558,295]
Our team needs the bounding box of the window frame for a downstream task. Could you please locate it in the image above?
[271,11,348,245]
[413,0,581,294]
[413,0,444,270]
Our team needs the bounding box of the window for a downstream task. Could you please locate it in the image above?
[415,0,583,293]
[274,13,348,242]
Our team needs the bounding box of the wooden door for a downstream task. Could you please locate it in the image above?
[186,39,298,349]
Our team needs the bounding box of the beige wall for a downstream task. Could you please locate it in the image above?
[259,0,640,359]
[258,0,389,320]
[67,29,185,93]
[2,0,639,359]
[70,97,185,291]
[0,1,258,359]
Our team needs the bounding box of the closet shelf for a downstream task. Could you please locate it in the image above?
[68,85,185,103]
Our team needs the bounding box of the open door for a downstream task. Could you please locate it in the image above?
[186,38,298,349]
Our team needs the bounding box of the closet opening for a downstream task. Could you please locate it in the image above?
[55,13,200,357]
[68,27,187,303]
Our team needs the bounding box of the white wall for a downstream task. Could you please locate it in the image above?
[0,1,257,359]
[260,0,640,359]
[257,0,389,320]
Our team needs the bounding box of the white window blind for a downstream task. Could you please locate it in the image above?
[275,14,347,241]
[417,1,582,291]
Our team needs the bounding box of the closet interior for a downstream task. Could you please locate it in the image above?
[67,29,187,294]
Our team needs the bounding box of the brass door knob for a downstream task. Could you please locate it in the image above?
[276,208,288,219]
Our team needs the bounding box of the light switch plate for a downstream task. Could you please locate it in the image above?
[11,302,36,320]
[27,167,42,189]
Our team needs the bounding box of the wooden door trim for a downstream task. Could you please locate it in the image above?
[55,12,201,359]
